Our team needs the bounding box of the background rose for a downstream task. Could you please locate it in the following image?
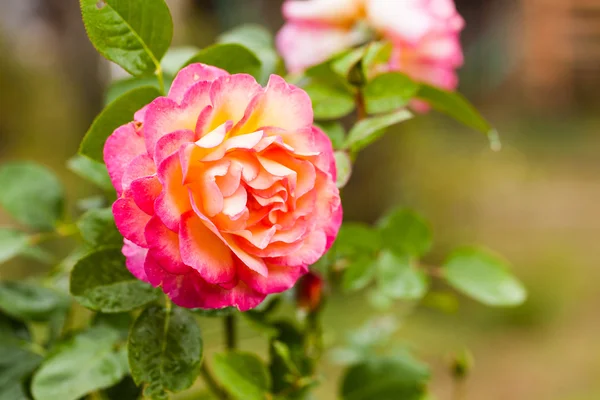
[276,0,464,97]
[104,63,342,311]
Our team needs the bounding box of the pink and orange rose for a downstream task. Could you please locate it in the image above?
[105,64,342,311]
[276,0,464,95]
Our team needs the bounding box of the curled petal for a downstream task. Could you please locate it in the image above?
[113,193,152,247]
[122,239,149,282]
[168,63,229,103]
[239,262,307,295]
[104,123,146,195]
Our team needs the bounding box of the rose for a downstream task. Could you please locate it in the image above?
[104,63,342,311]
[276,0,464,100]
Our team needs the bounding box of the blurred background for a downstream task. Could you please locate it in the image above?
[1,0,599,399]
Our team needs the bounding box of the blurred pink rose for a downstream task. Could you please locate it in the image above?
[276,0,464,95]
[104,63,342,311]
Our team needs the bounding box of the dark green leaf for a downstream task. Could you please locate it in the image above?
[70,248,159,313]
[0,281,69,322]
[80,86,161,161]
[192,307,235,318]
[342,254,377,292]
[442,247,527,307]
[378,208,432,257]
[376,250,428,300]
[77,208,122,247]
[0,162,64,231]
[344,109,413,152]
[304,83,355,120]
[0,342,42,400]
[363,72,419,114]
[92,312,133,339]
[31,326,128,400]
[334,223,382,258]
[103,376,142,400]
[80,0,173,75]
[334,151,352,189]
[0,312,31,342]
[213,351,271,400]
[0,228,29,264]
[416,85,501,151]
[129,305,203,398]
[340,354,430,400]
[185,43,262,79]
[315,121,345,150]
[67,155,113,191]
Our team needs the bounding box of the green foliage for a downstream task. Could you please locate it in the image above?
[70,248,159,313]
[0,228,29,264]
[442,247,527,307]
[129,304,203,399]
[340,353,430,400]
[315,121,346,150]
[375,250,428,300]
[342,254,377,293]
[363,72,419,114]
[31,326,128,400]
[161,46,200,76]
[334,151,352,189]
[79,0,173,76]
[0,341,42,400]
[80,86,161,162]
[335,223,382,257]
[77,208,122,247]
[344,109,413,152]
[361,42,393,78]
[185,43,262,80]
[416,84,501,151]
[305,83,355,120]
[104,76,164,104]
[213,351,271,400]
[0,162,65,231]
[0,281,69,322]
[67,155,113,191]
[378,208,432,258]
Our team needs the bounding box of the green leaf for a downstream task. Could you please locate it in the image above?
[80,85,161,162]
[378,208,432,257]
[213,351,271,400]
[416,85,501,151]
[192,307,235,318]
[304,83,355,120]
[0,281,69,322]
[442,247,527,307]
[92,312,133,339]
[334,151,352,189]
[31,326,128,400]
[104,75,162,105]
[334,223,382,258]
[185,43,262,79]
[0,162,64,231]
[129,305,203,398]
[0,342,42,400]
[340,354,430,400]
[315,121,345,150]
[70,248,159,313]
[77,208,122,247]
[161,46,200,76]
[376,250,428,300]
[67,155,113,191]
[344,109,413,152]
[0,312,31,342]
[0,228,29,264]
[218,24,279,83]
[332,47,367,83]
[363,72,419,114]
[242,311,279,338]
[80,0,173,76]
[103,376,142,400]
[342,254,377,292]
[362,41,393,78]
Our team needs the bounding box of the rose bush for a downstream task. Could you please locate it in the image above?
[105,63,341,311]
[277,0,464,96]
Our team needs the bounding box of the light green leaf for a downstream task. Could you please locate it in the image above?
[161,46,200,76]
[129,305,203,399]
[70,248,159,313]
[376,250,428,300]
[342,254,377,292]
[334,223,382,258]
[315,121,345,149]
[442,247,527,307]
[185,43,262,79]
[344,109,413,152]
[80,0,173,75]
[0,228,29,264]
[334,151,352,189]
[416,85,501,151]
[362,41,393,78]
[80,85,161,162]
[67,155,113,191]
[104,75,163,105]
[378,208,432,257]
[0,341,42,400]
[213,351,271,400]
[31,326,128,400]
[340,354,430,400]
[304,83,355,120]
[77,208,122,247]
[0,281,70,321]
[0,162,65,231]
[363,72,419,114]
[332,46,367,83]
